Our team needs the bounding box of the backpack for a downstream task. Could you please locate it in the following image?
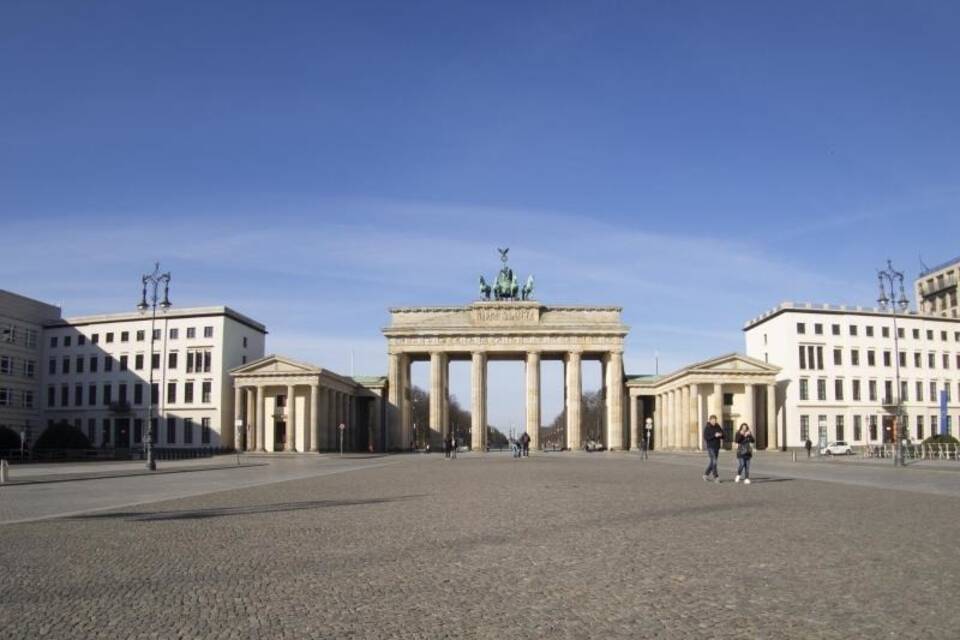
[737,439,753,458]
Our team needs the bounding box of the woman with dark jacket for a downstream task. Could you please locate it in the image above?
[734,423,755,485]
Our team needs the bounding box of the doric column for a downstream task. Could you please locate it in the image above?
[688,383,700,450]
[309,384,319,453]
[400,355,413,450]
[766,384,778,450]
[629,393,639,451]
[440,356,450,441]
[471,351,487,451]
[286,384,296,452]
[525,351,541,450]
[233,385,244,451]
[605,350,624,451]
[387,352,400,451]
[430,352,445,448]
[245,388,255,450]
[565,350,582,450]
[680,386,691,449]
[743,383,755,435]
[256,385,266,452]
[711,382,724,428]
[670,390,678,448]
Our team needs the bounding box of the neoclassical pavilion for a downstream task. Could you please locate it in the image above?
[230,355,386,452]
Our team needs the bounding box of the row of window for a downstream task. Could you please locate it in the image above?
[47,349,213,376]
[799,345,960,371]
[796,321,960,343]
[46,380,213,408]
[0,355,37,378]
[49,326,217,348]
[799,414,955,443]
[798,378,957,403]
[0,324,39,348]
[0,387,34,408]
[59,416,214,446]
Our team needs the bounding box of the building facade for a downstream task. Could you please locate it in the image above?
[916,257,959,318]
[0,290,62,445]
[744,302,960,449]
[41,306,266,449]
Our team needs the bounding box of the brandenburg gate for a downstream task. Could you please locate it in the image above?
[383,250,629,451]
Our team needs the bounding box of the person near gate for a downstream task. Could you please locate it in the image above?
[734,423,755,485]
[520,432,531,457]
[804,438,813,458]
[702,414,724,483]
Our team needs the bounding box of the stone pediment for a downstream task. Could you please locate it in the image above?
[691,353,779,374]
[230,354,321,375]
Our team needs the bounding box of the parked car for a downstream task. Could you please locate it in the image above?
[820,440,853,455]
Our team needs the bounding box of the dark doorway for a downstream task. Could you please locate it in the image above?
[274,420,287,450]
[115,418,131,450]
[882,416,895,444]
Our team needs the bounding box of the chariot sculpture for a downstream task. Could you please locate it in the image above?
[478,248,535,301]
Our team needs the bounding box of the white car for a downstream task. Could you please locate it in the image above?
[820,441,853,456]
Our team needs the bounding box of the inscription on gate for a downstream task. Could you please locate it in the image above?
[470,304,540,325]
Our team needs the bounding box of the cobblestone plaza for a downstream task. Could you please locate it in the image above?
[2,453,959,639]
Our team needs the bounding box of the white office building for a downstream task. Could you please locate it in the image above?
[41,306,266,449]
[0,290,62,445]
[744,302,960,449]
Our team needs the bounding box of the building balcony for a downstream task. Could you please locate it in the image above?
[919,274,958,297]
[109,401,132,414]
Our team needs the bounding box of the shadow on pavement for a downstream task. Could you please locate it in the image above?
[743,477,793,484]
[66,495,427,522]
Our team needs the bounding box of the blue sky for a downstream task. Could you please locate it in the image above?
[2,1,959,428]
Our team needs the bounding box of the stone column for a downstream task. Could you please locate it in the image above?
[245,388,255,450]
[565,350,582,450]
[766,384,778,450]
[670,390,679,448]
[440,357,450,442]
[326,389,335,449]
[688,383,700,451]
[286,384,296,452]
[629,393,639,451]
[711,382,724,429]
[309,384,319,453]
[525,351,541,450]
[471,352,487,451]
[604,350,624,451]
[371,394,382,452]
[233,385,244,451]
[400,356,413,450]
[680,386,690,449]
[256,385,266,452]
[387,352,400,450]
[743,383,755,435]
[430,352,445,448]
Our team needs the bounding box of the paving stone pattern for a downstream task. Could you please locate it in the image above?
[2,454,959,639]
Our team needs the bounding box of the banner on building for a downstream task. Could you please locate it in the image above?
[941,390,949,435]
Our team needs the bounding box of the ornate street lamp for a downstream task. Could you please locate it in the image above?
[877,260,909,467]
[137,262,171,471]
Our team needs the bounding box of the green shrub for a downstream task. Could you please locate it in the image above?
[0,426,21,449]
[34,421,92,450]
[922,433,960,446]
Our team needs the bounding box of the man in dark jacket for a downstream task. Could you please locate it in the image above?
[703,414,724,483]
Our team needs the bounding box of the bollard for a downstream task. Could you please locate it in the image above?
[0,459,8,484]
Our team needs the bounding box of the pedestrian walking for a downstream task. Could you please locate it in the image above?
[641,417,652,460]
[734,423,755,485]
[511,437,520,458]
[450,435,457,459]
[702,414,723,482]
[804,438,812,458]
[520,432,531,457]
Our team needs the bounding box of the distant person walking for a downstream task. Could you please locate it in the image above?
[640,417,652,460]
[702,414,724,483]
[520,432,531,457]
[734,423,755,485]
[450,435,457,459]
[805,438,812,458]
[511,437,521,458]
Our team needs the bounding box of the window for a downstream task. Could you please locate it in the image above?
[818,415,827,442]
[867,350,876,367]
[853,415,862,442]
[0,355,10,374]
[834,379,844,401]
[47,385,55,407]
[76,356,84,373]
[88,384,97,405]
[800,415,809,441]
[883,351,891,367]
[833,349,842,366]
[942,330,948,341]
[64,335,72,347]
[832,324,841,336]
[62,357,70,374]
[956,332,960,342]
[814,323,823,335]
[184,382,194,404]
[882,327,890,338]
[798,346,806,369]
[849,325,858,337]
[947,383,953,403]
[916,381,923,402]
[913,328,920,339]
[103,384,112,405]
[203,326,214,338]
[48,358,56,375]
[866,326,874,337]
[930,381,937,403]
[168,352,178,369]
[915,352,922,368]
[91,333,99,344]
[87,418,96,442]
[151,353,160,369]
[118,383,127,404]
[0,325,14,344]
[897,327,904,339]
[851,349,860,366]
[74,384,82,406]
[104,356,113,372]
[817,379,827,401]
[151,383,159,404]
[102,418,111,445]
[869,415,878,441]
[134,383,143,405]
[931,414,940,435]
[917,415,925,440]
[899,352,906,368]
[166,416,176,444]
[90,356,98,372]
[135,354,144,370]
[883,380,893,404]
[136,330,145,341]
[167,382,176,403]
[723,393,733,406]
[50,336,58,348]
[201,417,211,444]
[106,332,114,343]
[927,329,934,340]
[929,352,936,368]
[187,327,196,339]
[943,353,950,369]
[134,419,143,445]
[120,331,129,342]
[201,381,211,403]
[799,379,809,401]
[0,388,11,407]
[24,360,35,378]
[836,415,845,441]
[152,329,161,340]
[184,417,194,444]
[816,346,824,370]
[242,336,248,348]
[868,380,877,401]
[119,355,128,371]
[203,351,211,373]
[900,380,908,402]
[852,379,861,401]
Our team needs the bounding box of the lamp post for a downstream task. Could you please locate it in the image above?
[877,260,909,467]
[137,262,171,471]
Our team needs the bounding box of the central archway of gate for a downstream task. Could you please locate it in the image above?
[383,300,628,451]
